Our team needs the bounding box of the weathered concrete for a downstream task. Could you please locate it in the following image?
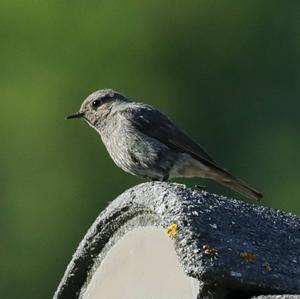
[54,182,300,299]
[253,296,300,299]
[80,226,200,299]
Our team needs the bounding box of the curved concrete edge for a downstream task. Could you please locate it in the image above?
[79,220,200,299]
[54,182,300,299]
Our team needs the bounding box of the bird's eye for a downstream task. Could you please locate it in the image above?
[91,99,102,109]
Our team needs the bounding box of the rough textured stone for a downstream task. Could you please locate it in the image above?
[53,182,300,299]
[253,296,300,299]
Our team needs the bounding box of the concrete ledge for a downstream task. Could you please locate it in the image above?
[53,182,300,299]
[253,296,300,299]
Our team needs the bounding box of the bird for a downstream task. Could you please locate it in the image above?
[66,89,263,200]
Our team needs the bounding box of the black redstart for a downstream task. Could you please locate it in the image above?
[66,89,262,200]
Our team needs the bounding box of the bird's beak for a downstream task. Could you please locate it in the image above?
[65,112,85,120]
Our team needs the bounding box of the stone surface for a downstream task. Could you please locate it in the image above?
[53,182,300,299]
[253,296,300,299]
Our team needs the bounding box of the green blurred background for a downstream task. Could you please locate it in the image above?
[1,1,299,298]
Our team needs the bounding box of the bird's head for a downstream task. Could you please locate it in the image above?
[66,89,128,127]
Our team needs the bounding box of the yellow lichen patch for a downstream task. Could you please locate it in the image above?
[263,262,272,272]
[240,252,257,263]
[203,245,219,256]
[166,223,178,239]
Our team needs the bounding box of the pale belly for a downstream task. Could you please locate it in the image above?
[99,126,178,181]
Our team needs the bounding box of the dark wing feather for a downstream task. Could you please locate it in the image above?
[125,104,263,200]
[127,105,226,170]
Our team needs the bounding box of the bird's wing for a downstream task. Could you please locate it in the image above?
[126,104,226,170]
[124,104,263,200]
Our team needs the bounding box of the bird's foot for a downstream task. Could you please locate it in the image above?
[194,184,207,191]
[150,175,169,182]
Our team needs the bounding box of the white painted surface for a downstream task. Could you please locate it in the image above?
[81,227,199,299]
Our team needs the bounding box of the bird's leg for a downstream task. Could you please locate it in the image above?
[151,178,160,182]
[162,174,169,182]
[194,184,207,191]
[151,175,169,182]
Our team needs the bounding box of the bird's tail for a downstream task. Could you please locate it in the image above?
[203,162,263,200]
[217,176,263,201]
[177,158,263,200]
